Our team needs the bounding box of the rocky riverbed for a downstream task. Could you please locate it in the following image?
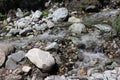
[0,1,120,80]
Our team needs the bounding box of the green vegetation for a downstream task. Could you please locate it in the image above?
[112,15,120,35]
[42,10,49,17]
[78,3,83,11]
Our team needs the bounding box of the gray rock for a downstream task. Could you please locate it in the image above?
[6,33,12,37]
[69,23,85,34]
[52,7,68,22]
[19,26,32,36]
[91,67,120,80]
[82,9,120,26]
[5,74,22,80]
[25,48,55,71]
[46,20,54,28]
[0,43,15,56]
[68,16,81,23]
[14,18,27,29]
[94,24,112,32]
[0,49,6,67]
[10,51,25,62]
[6,26,13,31]
[80,31,101,47]
[31,10,42,21]
[8,28,20,36]
[45,42,58,50]
[33,23,47,31]
[16,8,24,18]
[5,57,19,69]
[45,75,66,80]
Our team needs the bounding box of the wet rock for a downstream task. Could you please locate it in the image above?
[69,23,85,34]
[52,7,68,22]
[25,48,55,71]
[45,42,58,50]
[0,49,6,67]
[68,16,81,23]
[82,9,120,26]
[45,75,66,80]
[94,24,112,32]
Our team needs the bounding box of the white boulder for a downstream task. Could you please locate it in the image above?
[69,23,85,34]
[25,48,55,71]
[52,7,68,22]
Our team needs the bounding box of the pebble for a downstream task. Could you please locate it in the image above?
[22,66,31,73]
[45,42,58,50]
[25,48,55,71]
[45,75,66,80]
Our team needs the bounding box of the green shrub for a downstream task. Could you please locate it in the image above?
[112,15,120,35]
[42,10,49,17]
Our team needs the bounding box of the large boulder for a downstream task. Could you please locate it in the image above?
[25,48,55,71]
[52,7,68,22]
